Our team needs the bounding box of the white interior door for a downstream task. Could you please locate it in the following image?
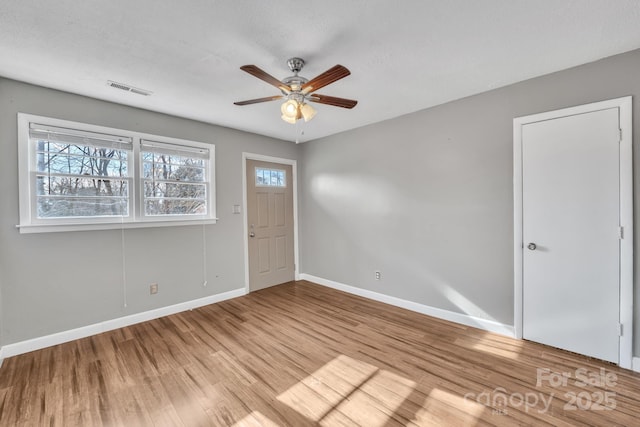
[246,159,295,291]
[521,107,621,363]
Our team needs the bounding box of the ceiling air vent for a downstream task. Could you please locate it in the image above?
[107,80,152,96]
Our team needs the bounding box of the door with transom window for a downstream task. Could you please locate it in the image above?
[246,160,294,291]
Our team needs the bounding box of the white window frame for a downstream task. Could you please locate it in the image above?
[17,113,217,233]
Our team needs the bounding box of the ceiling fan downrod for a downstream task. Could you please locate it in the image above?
[287,57,305,74]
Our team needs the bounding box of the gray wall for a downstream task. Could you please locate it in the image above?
[300,48,640,352]
[2,48,640,356]
[0,78,299,345]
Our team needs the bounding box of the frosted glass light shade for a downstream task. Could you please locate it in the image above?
[281,114,297,124]
[281,100,299,117]
[300,103,316,122]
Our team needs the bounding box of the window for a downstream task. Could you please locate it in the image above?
[29,124,133,220]
[18,114,216,233]
[141,140,209,217]
[255,167,286,187]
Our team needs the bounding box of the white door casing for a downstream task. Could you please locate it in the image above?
[513,96,633,368]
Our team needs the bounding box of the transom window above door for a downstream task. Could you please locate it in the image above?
[255,167,286,187]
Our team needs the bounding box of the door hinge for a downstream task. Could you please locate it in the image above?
[618,226,624,240]
[618,323,623,337]
[619,128,623,142]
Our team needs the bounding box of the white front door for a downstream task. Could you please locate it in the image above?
[246,160,295,291]
[521,107,621,363]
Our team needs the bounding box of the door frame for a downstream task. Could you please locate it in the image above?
[242,152,299,293]
[513,96,633,369]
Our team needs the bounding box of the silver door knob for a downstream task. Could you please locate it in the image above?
[249,232,255,238]
[527,243,537,250]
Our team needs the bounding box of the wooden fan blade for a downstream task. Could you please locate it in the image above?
[234,95,284,106]
[240,65,291,93]
[301,65,351,94]
[309,94,358,109]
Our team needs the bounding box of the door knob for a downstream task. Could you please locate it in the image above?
[527,243,537,250]
[249,231,255,238]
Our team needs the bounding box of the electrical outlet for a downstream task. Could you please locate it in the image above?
[150,283,158,294]
[375,271,381,280]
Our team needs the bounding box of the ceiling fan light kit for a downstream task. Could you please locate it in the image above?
[234,57,357,125]
[300,102,317,121]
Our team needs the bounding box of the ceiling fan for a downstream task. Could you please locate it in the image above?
[234,57,357,124]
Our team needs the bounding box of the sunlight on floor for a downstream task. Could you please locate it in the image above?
[232,410,280,427]
[412,388,485,425]
[470,334,524,360]
[277,354,417,426]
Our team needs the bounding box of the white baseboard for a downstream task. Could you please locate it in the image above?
[632,357,640,373]
[0,287,246,362]
[300,273,515,338]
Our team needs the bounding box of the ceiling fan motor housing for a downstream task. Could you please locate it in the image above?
[282,75,308,93]
[283,58,308,93]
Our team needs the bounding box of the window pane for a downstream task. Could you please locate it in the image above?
[39,153,128,177]
[145,199,206,216]
[31,134,131,220]
[141,148,209,217]
[255,167,286,187]
[142,162,204,182]
[36,176,129,197]
[35,141,129,177]
[36,141,127,157]
[37,196,128,218]
[143,181,205,199]
[141,152,204,168]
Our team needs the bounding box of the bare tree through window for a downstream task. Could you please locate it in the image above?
[36,139,129,218]
[142,149,207,216]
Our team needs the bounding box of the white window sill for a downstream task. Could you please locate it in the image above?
[16,218,218,234]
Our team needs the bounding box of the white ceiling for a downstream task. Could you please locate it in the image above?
[1,1,640,143]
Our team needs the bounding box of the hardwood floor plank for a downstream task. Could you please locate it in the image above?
[1,280,639,426]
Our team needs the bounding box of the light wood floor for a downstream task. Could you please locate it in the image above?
[1,281,639,426]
